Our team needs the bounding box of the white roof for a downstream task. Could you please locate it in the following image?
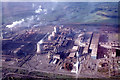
[72,46,79,50]
[38,39,43,44]
[68,52,76,57]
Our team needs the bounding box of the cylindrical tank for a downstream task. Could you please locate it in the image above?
[52,31,56,37]
[36,40,44,53]
[48,35,54,41]
[54,26,59,33]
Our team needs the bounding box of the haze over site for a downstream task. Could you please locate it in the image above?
[1,0,120,2]
[3,2,118,29]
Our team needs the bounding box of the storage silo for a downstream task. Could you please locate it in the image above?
[36,39,44,53]
[54,26,59,33]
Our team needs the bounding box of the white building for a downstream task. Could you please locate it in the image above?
[37,39,44,53]
[48,35,54,41]
[52,31,56,37]
[54,26,59,33]
[90,33,100,59]
[71,52,79,74]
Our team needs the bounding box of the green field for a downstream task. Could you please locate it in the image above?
[2,2,119,25]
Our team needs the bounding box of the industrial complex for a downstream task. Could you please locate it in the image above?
[21,25,120,78]
[2,24,120,79]
[1,1,120,79]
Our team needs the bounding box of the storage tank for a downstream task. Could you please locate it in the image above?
[52,31,56,37]
[54,26,59,33]
[37,39,44,53]
[48,35,54,41]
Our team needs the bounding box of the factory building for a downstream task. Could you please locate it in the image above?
[99,42,120,49]
[82,34,92,55]
[98,33,120,58]
[68,52,76,58]
[90,33,100,59]
[53,55,60,59]
[67,46,79,58]
[74,32,92,47]
[82,44,89,54]
[74,37,84,46]
[99,33,119,49]
[71,46,79,52]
